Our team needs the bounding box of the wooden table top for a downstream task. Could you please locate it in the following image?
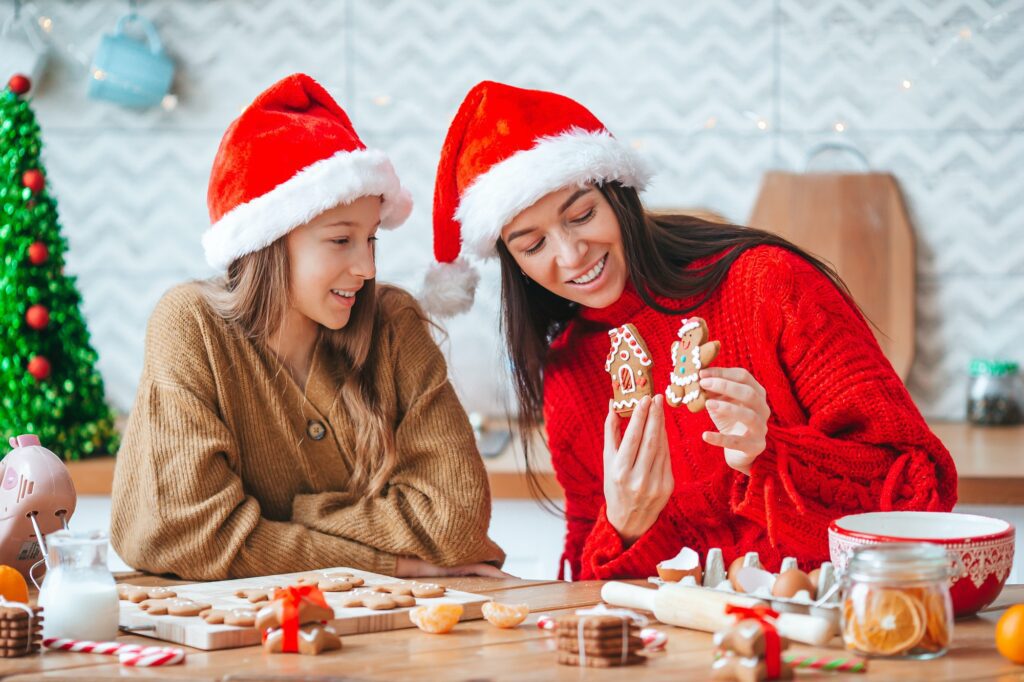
[4,577,1023,681]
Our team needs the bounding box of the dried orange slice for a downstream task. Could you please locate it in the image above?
[851,588,926,655]
[409,603,463,634]
[481,601,529,629]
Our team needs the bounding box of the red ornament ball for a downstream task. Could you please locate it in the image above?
[27,242,49,265]
[22,170,44,193]
[7,74,30,96]
[27,356,50,381]
[25,305,49,330]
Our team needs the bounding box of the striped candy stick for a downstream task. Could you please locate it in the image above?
[119,647,186,667]
[782,652,867,672]
[43,638,186,667]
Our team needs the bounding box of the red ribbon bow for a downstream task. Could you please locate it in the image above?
[262,585,328,653]
[724,604,782,679]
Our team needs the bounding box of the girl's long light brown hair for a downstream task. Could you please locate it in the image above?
[497,181,854,514]
[201,237,398,497]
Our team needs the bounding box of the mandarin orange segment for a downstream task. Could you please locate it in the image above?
[481,601,529,629]
[409,603,463,634]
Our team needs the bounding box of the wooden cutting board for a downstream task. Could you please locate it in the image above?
[118,567,490,650]
[749,172,916,380]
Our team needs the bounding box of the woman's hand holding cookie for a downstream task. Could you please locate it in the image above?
[698,367,770,476]
[603,394,675,546]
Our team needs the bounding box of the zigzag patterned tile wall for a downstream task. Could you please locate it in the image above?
[3,0,1020,421]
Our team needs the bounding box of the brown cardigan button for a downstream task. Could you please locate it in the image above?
[307,420,327,441]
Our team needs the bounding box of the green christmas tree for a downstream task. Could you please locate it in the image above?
[0,74,118,460]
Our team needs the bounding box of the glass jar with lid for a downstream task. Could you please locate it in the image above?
[841,543,958,659]
[967,359,1023,425]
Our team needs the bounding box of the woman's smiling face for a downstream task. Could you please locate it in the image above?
[499,184,628,309]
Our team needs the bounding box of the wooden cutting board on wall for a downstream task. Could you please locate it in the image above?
[748,172,916,380]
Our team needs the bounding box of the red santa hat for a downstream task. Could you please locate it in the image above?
[422,80,652,317]
[203,73,412,270]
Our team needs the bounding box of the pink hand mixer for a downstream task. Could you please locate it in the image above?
[0,434,77,583]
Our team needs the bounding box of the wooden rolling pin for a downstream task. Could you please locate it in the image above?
[601,582,836,646]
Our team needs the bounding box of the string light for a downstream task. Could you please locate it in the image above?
[37,16,52,33]
[901,79,913,90]
[704,116,717,129]
[372,94,391,107]
[756,119,768,131]
[833,122,846,133]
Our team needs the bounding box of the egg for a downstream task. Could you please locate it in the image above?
[808,568,821,599]
[771,568,814,599]
[727,556,747,592]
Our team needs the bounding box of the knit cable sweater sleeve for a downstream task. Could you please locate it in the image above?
[110,288,398,580]
[729,249,958,553]
[291,292,506,568]
[545,374,682,581]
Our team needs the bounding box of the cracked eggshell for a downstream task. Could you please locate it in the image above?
[657,547,703,584]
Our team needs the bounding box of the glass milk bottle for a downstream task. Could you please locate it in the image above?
[37,530,119,641]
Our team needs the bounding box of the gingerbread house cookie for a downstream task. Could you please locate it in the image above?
[606,323,654,417]
[665,317,720,412]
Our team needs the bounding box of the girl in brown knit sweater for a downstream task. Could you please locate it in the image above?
[110,74,505,580]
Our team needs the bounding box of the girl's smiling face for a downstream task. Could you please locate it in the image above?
[499,184,628,309]
[284,195,381,333]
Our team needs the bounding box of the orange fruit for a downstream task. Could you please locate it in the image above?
[996,604,1024,664]
[848,588,926,655]
[481,601,529,629]
[0,565,28,603]
[409,603,463,634]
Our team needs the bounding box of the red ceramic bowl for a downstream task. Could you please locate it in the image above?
[829,511,1015,616]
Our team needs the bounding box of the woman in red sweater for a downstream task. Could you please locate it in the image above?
[423,81,957,580]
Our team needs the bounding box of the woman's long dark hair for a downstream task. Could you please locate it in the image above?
[497,181,854,514]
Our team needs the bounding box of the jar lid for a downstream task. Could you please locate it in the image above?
[847,542,952,583]
[970,359,1020,376]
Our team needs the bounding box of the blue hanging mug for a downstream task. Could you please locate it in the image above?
[87,13,174,108]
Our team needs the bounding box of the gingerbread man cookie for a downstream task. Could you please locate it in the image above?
[234,588,278,604]
[336,589,415,611]
[199,608,257,627]
[295,573,364,592]
[606,323,654,417]
[138,598,212,616]
[373,582,446,598]
[117,585,178,603]
[665,317,720,412]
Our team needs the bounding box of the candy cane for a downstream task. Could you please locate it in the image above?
[782,653,867,673]
[536,615,555,630]
[640,627,667,651]
[119,647,186,667]
[43,638,185,667]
